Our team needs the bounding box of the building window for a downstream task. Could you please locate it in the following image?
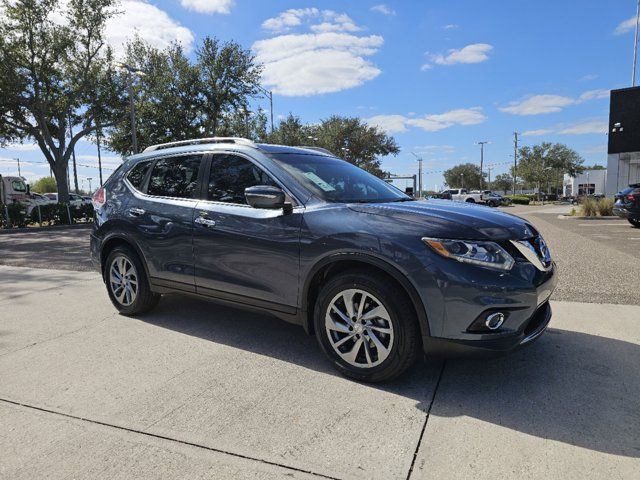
[578,183,596,195]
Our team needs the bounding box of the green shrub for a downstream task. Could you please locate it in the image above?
[505,195,531,205]
[0,203,28,228]
[597,198,614,216]
[581,197,597,216]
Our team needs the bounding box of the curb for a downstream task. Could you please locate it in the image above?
[0,223,93,235]
[557,215,620,220]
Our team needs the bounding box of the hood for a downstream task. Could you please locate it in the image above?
[348,199,535,241]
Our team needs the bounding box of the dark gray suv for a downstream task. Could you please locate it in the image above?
[90,138,557,382]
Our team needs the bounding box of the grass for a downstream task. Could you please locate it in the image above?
[597,198,614,216]
[580,197,598,216]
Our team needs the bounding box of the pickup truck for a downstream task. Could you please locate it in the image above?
[440,188,484,203]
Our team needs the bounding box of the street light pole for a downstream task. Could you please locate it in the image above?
[477,141,489,189]
[87,177,93,194]
[115,62,145,154]
[633,0,640,86]
[14,158,21,177]
[513,132,519,194]
[257,86,274,134]
[411,152,423,198]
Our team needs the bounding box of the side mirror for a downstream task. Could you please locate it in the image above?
[245,185,290,211]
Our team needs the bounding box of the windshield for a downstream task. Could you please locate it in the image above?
[11,180,27,192]
[271,153,411,203]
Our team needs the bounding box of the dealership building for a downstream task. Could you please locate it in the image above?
[605,86,640,195]
[563,169,607,197]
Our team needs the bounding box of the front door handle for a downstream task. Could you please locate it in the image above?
[128,207,146,217]
[195,216,216,228]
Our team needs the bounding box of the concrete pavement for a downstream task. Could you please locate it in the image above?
[1,265,639,479]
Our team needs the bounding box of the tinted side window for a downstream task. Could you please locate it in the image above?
[127,161,152,191]
[147,155,202,198]
[208,154,276,204]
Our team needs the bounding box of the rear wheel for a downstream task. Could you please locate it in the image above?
[105,246,160,315]
[465,198,475,203]
[314,271,421,382]
[629,218,640,228]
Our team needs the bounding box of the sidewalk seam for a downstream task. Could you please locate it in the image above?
[405,360,446,480]
[0,397,343,480]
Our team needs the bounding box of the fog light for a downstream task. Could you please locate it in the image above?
[485,312,505,330]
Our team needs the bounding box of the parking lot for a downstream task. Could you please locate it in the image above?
[1,204,639,479]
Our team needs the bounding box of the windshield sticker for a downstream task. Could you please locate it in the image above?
[304,172,336,192]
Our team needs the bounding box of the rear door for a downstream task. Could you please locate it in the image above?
[192,152,302,311]
[126,153,205,291]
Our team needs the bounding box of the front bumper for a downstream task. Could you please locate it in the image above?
[424,301,552,357]
[613,205,640,220]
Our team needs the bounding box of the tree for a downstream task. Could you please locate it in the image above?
[107,39,202,155]
[197,37,263,136]
[312,116,399,177]
[0,0,126,202]
[216,108,269,142]
[515,142,584,196]
[491,173,513,194]
[31,176,57,193]
[268,114,311,146]
[443,163,485,190]
[585,164,606,170]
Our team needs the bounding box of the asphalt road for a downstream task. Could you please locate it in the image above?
[1,266,639,479]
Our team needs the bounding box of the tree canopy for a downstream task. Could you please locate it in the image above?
[31,176,57,193]
[443,163,485,190]
[0,0,126,202]
[491,173,513,194]
[514,142,584,194]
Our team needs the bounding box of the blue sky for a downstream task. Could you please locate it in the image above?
[1,0,638,191]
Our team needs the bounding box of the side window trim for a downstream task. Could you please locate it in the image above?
[203,151,299,207]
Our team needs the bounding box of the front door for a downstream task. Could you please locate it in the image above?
[193,153,302,311]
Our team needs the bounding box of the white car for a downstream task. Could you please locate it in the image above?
[25,192,55,215]
[442,188,484,203]
[43,192,84,208]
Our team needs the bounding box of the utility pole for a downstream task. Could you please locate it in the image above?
[87,177,93,194]
[513,132,519,194]
[633,0,640,86]
[411,152,424,198]
[69,114,79,194]
[477,141,489,189]
[14,158,21,177]
[486,166,493,189]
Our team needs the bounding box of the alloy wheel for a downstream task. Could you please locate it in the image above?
[109,256,138,306]
[325,288,394,368]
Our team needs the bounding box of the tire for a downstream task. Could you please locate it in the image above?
[104,245,160,315]
[313,270,421,382]
[629,218,640,228]
[465,198,475,203]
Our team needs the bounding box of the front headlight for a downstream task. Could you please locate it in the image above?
[422,237,515,271]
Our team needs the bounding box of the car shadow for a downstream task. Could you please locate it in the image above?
[137,294,639,458]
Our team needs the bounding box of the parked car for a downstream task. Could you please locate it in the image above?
[90,138,557,382]
[440,188,484,203]
[0,174,30,205]
[44,192,84,208]
[481,191,509,207]
[613,183,640,227]
[25,192,55,215]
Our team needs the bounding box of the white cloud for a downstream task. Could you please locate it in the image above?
[443,24,459,30]
[365,115,408,133]
[180,0,234,14]
[104,1,195,56]
[558,120,608,135]
[500,95,575,115]
[367,108,486,133]
[500,89,610,115]
[254,10,382,96]
[522,120,608,136]
[614,16,637,35]
[262,8,360,34]
[429,43,493,66]
[371,4,396,16]
[578,89,609,101]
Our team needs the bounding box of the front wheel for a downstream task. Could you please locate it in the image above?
[629,218,640,228]
[313,271,421,382]
[104,246,160,315]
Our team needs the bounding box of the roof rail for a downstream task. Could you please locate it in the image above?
[143,137,257,153]
[298,146,334,155]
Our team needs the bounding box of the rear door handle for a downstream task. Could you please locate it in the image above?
[128,207,145,217]
[195,216,216,228]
